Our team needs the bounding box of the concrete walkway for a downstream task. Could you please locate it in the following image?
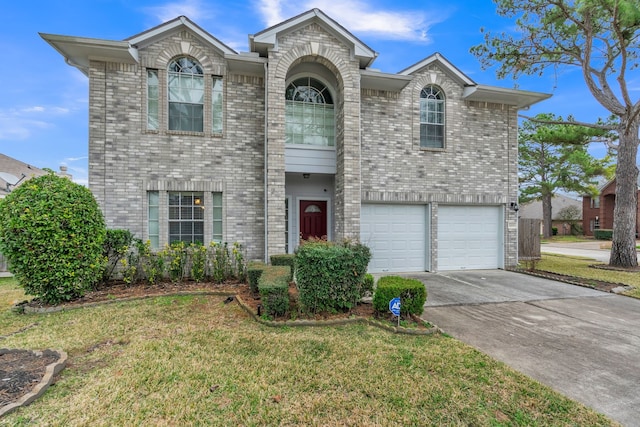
[541,241,613,263]
[413,270,640,426]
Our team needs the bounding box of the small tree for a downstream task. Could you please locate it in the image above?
[0,173,106,304]
[556,205,583,235]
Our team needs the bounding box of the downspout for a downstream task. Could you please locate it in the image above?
[264,62,269,263]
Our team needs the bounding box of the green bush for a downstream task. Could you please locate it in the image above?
[258,265,290,317]
[294,240,371,313]
[247,261,266,294]
[270,254,295,281]
[361,273,375,298]
[0,173,106,304]
[552,227,558,236]
[594,229,613,240]
[372,276,427,316]
[101,229,134,283]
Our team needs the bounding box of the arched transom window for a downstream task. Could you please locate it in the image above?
[285,77,335,146]
[420,85,445,148]
[168,57,204,132]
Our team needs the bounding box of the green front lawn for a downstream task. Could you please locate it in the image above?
[0,277,613,425]
[535,253,640,298]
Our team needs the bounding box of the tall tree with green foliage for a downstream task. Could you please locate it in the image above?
[519,114,613,238]
[472,0,640,267]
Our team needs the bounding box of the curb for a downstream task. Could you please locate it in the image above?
[0,348,67,418]
[508,267,634,294]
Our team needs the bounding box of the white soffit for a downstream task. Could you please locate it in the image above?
[40,33,137,76]
[463,85,552,109]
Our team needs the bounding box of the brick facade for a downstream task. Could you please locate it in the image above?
[44,9,547,269]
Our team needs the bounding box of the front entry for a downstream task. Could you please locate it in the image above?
[300,200,327,240]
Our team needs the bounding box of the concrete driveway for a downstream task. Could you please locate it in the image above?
[410,270,640,426]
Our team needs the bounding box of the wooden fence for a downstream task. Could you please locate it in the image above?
[518,218,541,260]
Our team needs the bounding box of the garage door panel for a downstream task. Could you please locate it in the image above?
[438,206,501,271]
[361,204,426,273]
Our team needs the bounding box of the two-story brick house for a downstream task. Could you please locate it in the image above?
[41,9,549,272]
[583,177,640,237]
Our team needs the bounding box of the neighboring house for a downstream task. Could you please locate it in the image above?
[519,195,583,236]
[41,9,549,273]
[583,177,640,237]
[0,153,50,199]
[0,154,51,272]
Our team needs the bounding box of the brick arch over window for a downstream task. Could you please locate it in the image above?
[154,41,215,72]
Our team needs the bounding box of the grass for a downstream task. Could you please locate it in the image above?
[535,253,640,298]
[0,277,614,426]
[541,235,593,244]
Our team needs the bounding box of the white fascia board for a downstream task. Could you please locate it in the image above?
[463,85,552,109]
[127,16,236,55]
[400,53,475,86]
[360,69,412,91]
[40,33,137,76]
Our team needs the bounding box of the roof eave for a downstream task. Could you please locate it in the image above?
[40,33,138,76]
[462,85,552,109]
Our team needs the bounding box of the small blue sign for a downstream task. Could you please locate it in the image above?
[389,297,401,316]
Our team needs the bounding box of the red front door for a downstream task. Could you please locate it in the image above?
[300,200,327,241]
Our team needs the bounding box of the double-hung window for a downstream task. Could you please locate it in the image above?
[168,57,204,132]
[420,85,445,148]
[169,192,205,244]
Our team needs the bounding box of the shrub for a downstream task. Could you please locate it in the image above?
[294,240,371,313]
[373,276,427,316]
[247,261,266,294]
[270,254,295,281]
[189,243,208,283]
[0,173,106,304]
[594,229,613,240]
[361,273,375,298]
[101,229,134,283]
[258,265,290,317]
[552,227,558,236]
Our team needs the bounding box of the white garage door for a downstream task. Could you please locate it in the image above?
[361,204,426,273]
[437,205,502,270]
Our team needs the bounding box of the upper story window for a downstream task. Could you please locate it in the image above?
[168,57,204,132]
[147,69,159,130]
[591,197,600,209]
[285,77,335,147]
[420,85,445,148]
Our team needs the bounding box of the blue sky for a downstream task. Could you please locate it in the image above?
[1,0,615,185]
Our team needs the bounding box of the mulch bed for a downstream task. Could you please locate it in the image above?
[0,350,60,413]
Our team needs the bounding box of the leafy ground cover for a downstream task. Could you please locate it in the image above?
[0,276,613,425]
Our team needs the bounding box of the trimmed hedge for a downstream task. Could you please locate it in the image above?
[0,173,106,304]
[294,240,371,313]
[247,261,266,294]
[594,229,613,240]
[258,265,290,317]
[373,276,427,316]
[270,254,295,281]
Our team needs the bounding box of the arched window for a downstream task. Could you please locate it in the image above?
[420,85,445,148]
[285,77,335,146]
[168,57,204,132]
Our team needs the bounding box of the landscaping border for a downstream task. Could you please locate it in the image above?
[0,348,67,418]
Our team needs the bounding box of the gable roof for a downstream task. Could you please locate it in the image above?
[399,53,550,109]
[250,8,377,69]
[519,194,582,220]
[126,16,236,55]
[40,16,237,76]
[0,153,48,197]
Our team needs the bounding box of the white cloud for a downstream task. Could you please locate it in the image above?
[0,113,50,141]
[259,0,286,27]
[256,0,443,43]
[143,0,215,23]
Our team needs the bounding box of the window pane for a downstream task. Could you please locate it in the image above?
[149,221,159,235]
[147,70,159,131]
[168,57,204,132]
